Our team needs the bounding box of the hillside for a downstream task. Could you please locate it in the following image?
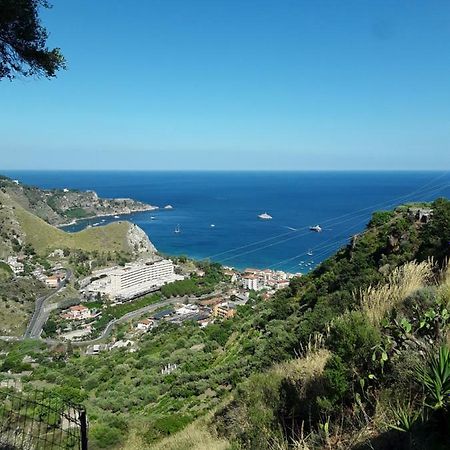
[0,174,157,226]
[1,198,448,449]
[0,189,155,258]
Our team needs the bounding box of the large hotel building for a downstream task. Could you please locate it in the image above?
[84,259,181,300]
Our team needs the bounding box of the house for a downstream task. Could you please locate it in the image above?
[175,304,199,316]
[136,318,154,331]
[62,305,91,320]
[213,302,236,320]
[45,274,62,288]
[6,256,24,275]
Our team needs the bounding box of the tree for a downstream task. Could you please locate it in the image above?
[0,0,65,80]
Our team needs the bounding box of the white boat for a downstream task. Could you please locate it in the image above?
[309,225,322,232]
[164,205,173,210]
[307,250,313,256]
[150,216,156,220]
[258,212,273,220]
[210,224,215,227]
[114,215,120,219]
[174,224,181,233]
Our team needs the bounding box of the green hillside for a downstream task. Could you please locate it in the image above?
[14,203,132,254]
[0,191,136,255]
[1,198,449,450]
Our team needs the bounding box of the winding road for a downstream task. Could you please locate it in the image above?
[23,269,72,339]
[72,297,179,346]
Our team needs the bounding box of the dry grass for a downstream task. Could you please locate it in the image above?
[273,333,330,384]
[360,261,433,326]
[121,413,231,450]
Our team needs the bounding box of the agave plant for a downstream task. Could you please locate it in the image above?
[415,346,450,410]
[389,401,423,433]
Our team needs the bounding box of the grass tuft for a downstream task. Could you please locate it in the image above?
[360,261,433,327]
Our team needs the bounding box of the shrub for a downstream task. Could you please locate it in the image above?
[328,311,381,370]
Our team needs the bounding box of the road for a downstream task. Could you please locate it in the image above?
[0,288,220,345]
[72,297,179,346]
[23,270,72,339]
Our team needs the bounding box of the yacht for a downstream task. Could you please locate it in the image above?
[309,225,322,232]
[210,224,216,227]
[114,215,120,219]
[307,249,313,256]
[174,224,181,233]
[258,212,273,220]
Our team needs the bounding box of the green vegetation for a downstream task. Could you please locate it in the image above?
[91,293,162,335]
[0,194,135,255]
[160,262,224,298]
[0,261,13,281]
[64,207,90,219]
[1,198,450,449]
[0,277,49,335]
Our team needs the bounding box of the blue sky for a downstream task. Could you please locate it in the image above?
[1,0,449,170]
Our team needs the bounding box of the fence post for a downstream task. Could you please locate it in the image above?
[80,409,88,450]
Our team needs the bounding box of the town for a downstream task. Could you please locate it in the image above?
[1,247,302,348]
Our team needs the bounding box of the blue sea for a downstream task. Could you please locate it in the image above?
[3,171,449,272]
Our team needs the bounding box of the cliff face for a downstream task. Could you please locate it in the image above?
[0,175,157,226]
[127,223,157,254]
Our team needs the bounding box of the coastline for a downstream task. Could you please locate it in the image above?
[57,205,159,228]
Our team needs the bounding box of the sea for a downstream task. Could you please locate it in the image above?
[3,171,449,273]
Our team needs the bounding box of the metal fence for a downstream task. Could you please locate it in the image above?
[0,385,88,450]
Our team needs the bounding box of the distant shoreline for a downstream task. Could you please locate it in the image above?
[57,206,158,229]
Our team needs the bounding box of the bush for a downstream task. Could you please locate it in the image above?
[328,311,381,370]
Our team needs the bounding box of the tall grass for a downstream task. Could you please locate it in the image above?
[121,413,231,450]
[360,261,433,327]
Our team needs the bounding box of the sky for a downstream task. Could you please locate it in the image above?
[1,0,450,171]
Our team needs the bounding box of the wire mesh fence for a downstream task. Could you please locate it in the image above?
[0,383,88,450]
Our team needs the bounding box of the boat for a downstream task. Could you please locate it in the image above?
[164,205,173,210]
[309,225,322,232]
[114,215,120,219]
[307,249,313,256]
[210,224,215,227]
[150,216,156,220]
[258,212,273,220]
[174,224,181,234]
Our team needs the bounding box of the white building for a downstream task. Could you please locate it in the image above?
[62,305,91,320]
[175,304,199,316]
[136,318,154,331]
[242,274,260,291]
[6,256,24,275]
[84,258,182,300]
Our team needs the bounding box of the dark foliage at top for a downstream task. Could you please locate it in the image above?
[0,0,65,80]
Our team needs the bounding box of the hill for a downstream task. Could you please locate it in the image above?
[0,174,156,226]
[0,189,155,258]
[0,198,449,449]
